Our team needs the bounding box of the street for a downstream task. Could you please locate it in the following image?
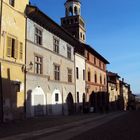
[0,111,140,140]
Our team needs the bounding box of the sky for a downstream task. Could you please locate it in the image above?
[30,0,140,94]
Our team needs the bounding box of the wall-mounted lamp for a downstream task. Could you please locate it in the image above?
[22,61,33,72]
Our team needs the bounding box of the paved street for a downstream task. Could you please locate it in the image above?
[0,111,140,140]
[71,111,140,140]
[0,111,127,140]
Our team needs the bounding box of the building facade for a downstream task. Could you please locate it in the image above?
[75,51,86,112]
[26,5,76,117]
[61,0,109,113]
[0,0,29,121]
[85,45,109,112]
[107,71,120,110]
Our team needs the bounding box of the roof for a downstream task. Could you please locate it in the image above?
[107,71,120,78]
[26,5,109,63]
[26,5,81,48]
[66,0,80,3]
[84,44,109,64]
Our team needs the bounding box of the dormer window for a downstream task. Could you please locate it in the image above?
[9,0,15,7]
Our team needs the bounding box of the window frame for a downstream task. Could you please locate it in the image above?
[34,26,43,46]
[9,0,15,7]
[55,93,59,102]
[67,45,72,59]
[76,67,79,79]
[53,37,59,54]
[68,68,72,83]
[54,64,60,81]
[34,55,43,75]
[83,69,85,80]
[88,70,91,82]
[6,35,18,59]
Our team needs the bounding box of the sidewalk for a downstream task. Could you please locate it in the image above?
[0,112,121,138]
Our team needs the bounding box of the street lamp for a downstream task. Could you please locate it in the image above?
[22,61,33,72]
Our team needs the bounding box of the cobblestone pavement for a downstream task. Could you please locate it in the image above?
[0,111,125,140]
[70,111,140,140]
[0,112,111,138]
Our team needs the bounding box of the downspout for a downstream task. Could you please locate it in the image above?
[0,0,2,44]
[74,50,76,113]
[0,0,3,123]
[0,63,3,123]
[24,8,27,119]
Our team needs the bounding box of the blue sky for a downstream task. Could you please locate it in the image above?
[30,0,140,94]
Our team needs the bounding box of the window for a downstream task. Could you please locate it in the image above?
[54,64,60,81]
[6,36,18,59]
[67,45,71,59]
[53,37,59,54]
[87,52,89,60]
[76,67,79,79]
[9,0,15,7]
[83,34,85,40]
[35,27,42,45]
[19,42,23,60]
[99,61,101,68]
[74,6,78,15]
[94,57,96,65]
[83,70,85,80]
[68,69,72,82]
[80,32,82,38]
[88,70,91,82]
[77,92,79,103]
[100,74,102,84]
[55,93,59,102]
[35,56,43,74]
[95,73,97,83]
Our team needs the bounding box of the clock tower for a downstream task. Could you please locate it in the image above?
[61,0,86,43]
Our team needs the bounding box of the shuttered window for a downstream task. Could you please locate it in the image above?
[6,36,18,59]
[7,36,12,57]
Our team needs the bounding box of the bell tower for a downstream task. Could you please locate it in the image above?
[61,0,86,43]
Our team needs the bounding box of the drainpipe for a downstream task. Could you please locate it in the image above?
[24,10,27,119]
[0,0,2,44]
[0,0,3,123]
[0,63,3,123]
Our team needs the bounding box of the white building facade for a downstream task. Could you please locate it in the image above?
[26,5,76,117]
[75,52,86,112]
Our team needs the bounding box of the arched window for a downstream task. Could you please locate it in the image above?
[95,72,97,83]
[69,6,73,16]
[88,70,91,82]
[100,74,102,84]
[74,6,78,15]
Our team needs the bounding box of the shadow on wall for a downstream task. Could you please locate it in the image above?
[89,91,109,113]
[0,77,24,122]
[26,91,77,118]
[88,91,130,113]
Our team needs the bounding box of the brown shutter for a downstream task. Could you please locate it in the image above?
[14,39,18,59]
[6,36,12,57]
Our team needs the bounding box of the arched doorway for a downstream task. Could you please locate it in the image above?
[31,86,46,116]
[52,89,62,115]
[66,92,74,115]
